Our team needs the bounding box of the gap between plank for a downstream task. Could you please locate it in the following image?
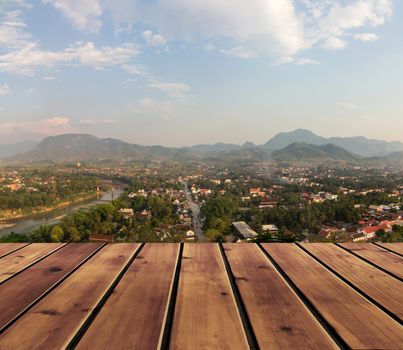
[158,243,184,350]
[257,243,350,350]
[219,243,260,350]
[335,243,402,282]
[0,243,31,259]
[372,243,403,258]
[296,243,402,326]
[0,243,106,334]
[66,243,145,349]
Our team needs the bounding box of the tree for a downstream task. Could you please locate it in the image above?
[50,225,64,242]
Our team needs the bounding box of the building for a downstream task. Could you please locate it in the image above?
[262,224,279,234]
[232,221,258,240]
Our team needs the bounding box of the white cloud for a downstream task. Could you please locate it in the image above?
[219,46,257,59]
[42,0,102,33]
[42,76,55,80]
[294,57,320,65]
[322,36,347,50]
[148,80,191,100]
[353,32,379,42]
[142,30,167,47]
[0,117,77,135]
[0,83,10,95]
[0,10,31,49]
[0,41,139,75]
[79,119,118,125]
[337,102,358,109]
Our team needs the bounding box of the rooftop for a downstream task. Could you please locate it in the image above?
[0,242,402,349]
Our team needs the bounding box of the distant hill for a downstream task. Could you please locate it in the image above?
[6,134,196,164]
[0,140,38,158]
[271,142,361,165]
[263,129,403,157]
[184,143,240,156]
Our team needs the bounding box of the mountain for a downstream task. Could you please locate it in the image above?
[0,140,38,158]
[263,129,403,157]
[241,141,256,149]
[271,142,361,165]
[6,134,196,164]
[184,143,240,156]
[263,129,327,150]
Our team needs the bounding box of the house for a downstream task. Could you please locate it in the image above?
[249,188,260,195]
[325,193,338,201]
[262,224,279,234]
[185,230,196,240]
[232,221,258,240]
[140,209,152,219]
[319,226,340,240]
[119,208,134,219]
[355,224,392,241]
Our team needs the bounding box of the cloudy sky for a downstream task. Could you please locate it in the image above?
[0,0,402,146]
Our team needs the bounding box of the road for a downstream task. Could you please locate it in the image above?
[183,180,204,240]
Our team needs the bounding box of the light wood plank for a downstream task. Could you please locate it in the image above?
[0,243,64,283]
[0,243,29,258]
[302,243,403,319]
[170,243,249,350]
[262,243,403,350]
[76,243,178,350]
[376,243,403,256]
[340,243,403,279]
[0,243,140,350]
[0,243,102,331]
[224,244,338,349]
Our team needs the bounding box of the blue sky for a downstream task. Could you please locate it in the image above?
[0,0,402,146]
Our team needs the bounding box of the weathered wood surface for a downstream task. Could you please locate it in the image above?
[340,243,403,279]
[376,242,403,255]
[170,244,249,350]
[301,243,403,319]
[0,243,64,283]
[76,243,178,350]
[0,243,29,259]
[0,244,139,349]
[0,243,402,349]
[223,244,338,349]
[262,243,403,349]
[0,243,102,331]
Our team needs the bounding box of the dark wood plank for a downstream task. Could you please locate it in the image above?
[0,243,140,349]
[340,243,403,279]
[302,243,403,319]
[376,243,403,256]
[76,243,178,350]
[0,243,29,258]
[0,243,65,283]
[262,243,403,349]
[170,243,249,350]
[224,244,338,349]
[0,243,102,331]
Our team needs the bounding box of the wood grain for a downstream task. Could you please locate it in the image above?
[223,244,338,349]
[170,243,249,350]
[301,243,403,319]
[262,243,403,350]
[340,243,403,279]
[0,243,102,331]
[376,243,403,256]
[0,243,29,258]
[0,243,139,350]
[76,243,178,350]
[0,243,65,283]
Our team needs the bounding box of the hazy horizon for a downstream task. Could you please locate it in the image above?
[1,0,402,146]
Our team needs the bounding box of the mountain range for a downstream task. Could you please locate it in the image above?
[1,129,402,167]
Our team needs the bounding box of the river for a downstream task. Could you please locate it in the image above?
[0,188,125,237]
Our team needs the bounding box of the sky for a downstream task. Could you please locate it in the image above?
[0,0,402,146]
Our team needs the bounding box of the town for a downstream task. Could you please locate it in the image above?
[1,162,402,244]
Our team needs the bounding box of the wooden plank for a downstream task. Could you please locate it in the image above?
[340,243,403,279]
[262,243,403,350]
[0,243,140,350]
[76,243,178,350]
[376,243,403,256]
[0,243,29,258]
[0,243,65,283]
[0,243,102,331]
[223,244,338,349]
[301,243,403,319]
[170,243,249,350]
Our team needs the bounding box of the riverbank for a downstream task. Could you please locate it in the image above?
[0,188,125,237]
[0,192,99,222]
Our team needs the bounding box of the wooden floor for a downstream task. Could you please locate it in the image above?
[0,243,401,350]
